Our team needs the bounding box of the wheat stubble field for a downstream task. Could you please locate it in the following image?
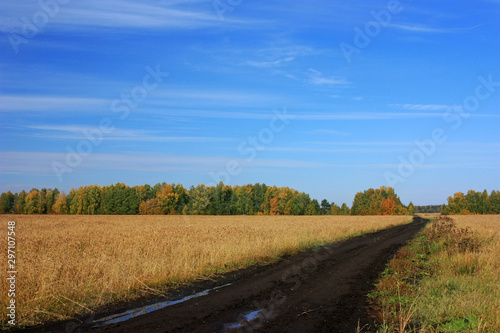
[0,214,412,327]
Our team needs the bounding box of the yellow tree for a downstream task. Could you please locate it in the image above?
[156,183,179,214]
[25,189,39,214]
[270,197,280,215]
[52,193,68,214]
[139,198,164,215]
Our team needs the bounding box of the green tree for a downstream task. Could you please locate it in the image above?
[38,188,48,214]
[330,203,340,215]
[14,190,27,214]
[489,190,500,214]
[187,184,211,215]
[408,202,415,216]
[233,185,254,215]
[46,188,60,213]
[0,191,15,213]
[100,183,140,215]
[320,199,331,215]
[340,203,350,215]
[174,184,189,213]
[440,203,450,215]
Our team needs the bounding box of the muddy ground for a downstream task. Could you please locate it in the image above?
[24,216,428,333]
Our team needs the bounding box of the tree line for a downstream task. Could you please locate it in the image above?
[5,184,494,216]
[0,182,330,216]
[0,183,414,216]
[414,205,441,214]
[441,190,500,215]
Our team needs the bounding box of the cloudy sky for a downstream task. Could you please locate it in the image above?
[0,0,499,206]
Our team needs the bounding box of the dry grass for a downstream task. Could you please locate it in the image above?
[370,215,500,332]
[413,215,500,332]
[0,214,411,327]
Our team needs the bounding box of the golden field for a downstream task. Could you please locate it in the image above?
[1,214,411,327]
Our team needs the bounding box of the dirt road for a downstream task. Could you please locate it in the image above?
[31,217,427,333]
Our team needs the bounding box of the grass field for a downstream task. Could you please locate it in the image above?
[369,215,500,332]
[0,214,412,327]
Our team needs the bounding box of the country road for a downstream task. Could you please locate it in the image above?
[29,217,428,333]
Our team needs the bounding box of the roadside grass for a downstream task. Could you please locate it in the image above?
[369,215,500,332]
[0,214,412,328]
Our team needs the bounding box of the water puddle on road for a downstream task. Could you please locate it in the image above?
[223,309,264,331]
[90,283,232,328]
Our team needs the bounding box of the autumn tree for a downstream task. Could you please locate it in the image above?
[24,189,40,214]
[447,192,466,214]
[408,202,415,216]
[270,197,280,215]
[351,187,407,215]
[156,183,179,214]
[135,184,152,203]
[330,203,340,215]
[442,189,500,214]
[52,193,68,214]
[139,198,164,215]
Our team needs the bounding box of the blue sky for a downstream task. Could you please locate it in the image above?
[0,0,499,206]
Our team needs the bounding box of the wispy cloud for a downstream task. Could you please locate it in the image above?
[0,89,281,113]
[0,95,107,112]
[25,125,230,143]
[307,68,349,86]
[389,103,453,111]
[0,0,251,33]
[298,129,351,136]
[246,57,295,68]
[0,151,324,175]
[391,23,483,34]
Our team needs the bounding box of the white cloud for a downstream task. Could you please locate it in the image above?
[246,57,295,68]
[0,95,107,112]
[25,125,230,143]
[0,151,324,176]
[0,88,281,113]
[307,68,349,86]
[391,23,483,34]
[389,103,453,111]
[0,0,250,33]
[299,129,351,136]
